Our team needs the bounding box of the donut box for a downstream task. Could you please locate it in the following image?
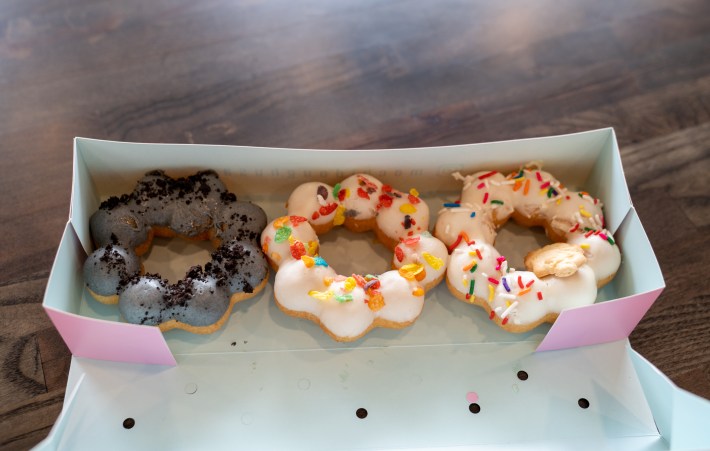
[39,129,710,449]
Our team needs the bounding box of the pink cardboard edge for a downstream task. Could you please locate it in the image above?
[536,288,663,352]
[44,306,176,366]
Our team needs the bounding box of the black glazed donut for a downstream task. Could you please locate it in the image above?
[82,170,269,334]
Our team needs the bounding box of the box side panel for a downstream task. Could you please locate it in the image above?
[32,371,87,451]
[43,221,86,314]
[630,349,710,450]
[612,208,665,298]
[46,341,659,450]
[76,130,611,200]
[585,129,632,234]
[72,138,100,253]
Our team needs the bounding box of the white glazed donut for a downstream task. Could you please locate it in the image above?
[262,175,449,341]
[435,164,621,333]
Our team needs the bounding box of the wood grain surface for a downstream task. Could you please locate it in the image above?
[1,0,709,448]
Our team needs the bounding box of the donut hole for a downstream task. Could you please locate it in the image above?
[141,236,215,283]
[494,221,552,270]
[317,227,391,277]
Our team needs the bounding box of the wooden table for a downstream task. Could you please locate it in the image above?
[1,0,709,448]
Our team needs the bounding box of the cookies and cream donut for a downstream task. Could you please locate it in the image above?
[435,164,621,333]
[262,175,448,342]
[83,170,269,334]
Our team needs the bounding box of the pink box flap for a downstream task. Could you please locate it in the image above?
[45,307,176,366]
[536,288,662,352]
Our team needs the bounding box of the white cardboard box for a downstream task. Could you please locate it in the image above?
[38,130,710,449]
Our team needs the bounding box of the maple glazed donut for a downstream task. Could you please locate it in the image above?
[434,164,621,333]
[83,170,269,334]
[261,174,449,341]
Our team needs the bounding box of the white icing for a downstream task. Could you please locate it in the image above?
[286,182,337,226]
[273,260,336,317]
[567,231,621,284]
[438,165,621,329]
[375,191,429,242]
[338,174,382,220]
[317,283,374,339]
[447,242,501,301]
[392,233,449,287]
[374,270,423,323]
[434,208,496,247]
[507,169,558,220]
[459,171,514,223]
[260,216,318,266]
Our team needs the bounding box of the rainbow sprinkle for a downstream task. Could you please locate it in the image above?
[502,277,511,292]
[274,226,291,243]
[423,252,444,270]
[335,294,353,303]
[463,260,477,272]
[466,279,475,300]
[308,290,333,301]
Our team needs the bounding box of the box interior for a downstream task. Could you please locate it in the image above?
[44,129,665,357]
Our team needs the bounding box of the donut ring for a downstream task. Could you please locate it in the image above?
[83,170,269,334]
[434,163,621,333]
[260,174,449,342]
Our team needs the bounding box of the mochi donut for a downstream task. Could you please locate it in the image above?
[262,175,448,341]
[435,164,621,333]
[83,170,269,334]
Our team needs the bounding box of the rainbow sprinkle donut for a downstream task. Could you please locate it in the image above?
[435,163,621,333]
[261,174,449,341]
